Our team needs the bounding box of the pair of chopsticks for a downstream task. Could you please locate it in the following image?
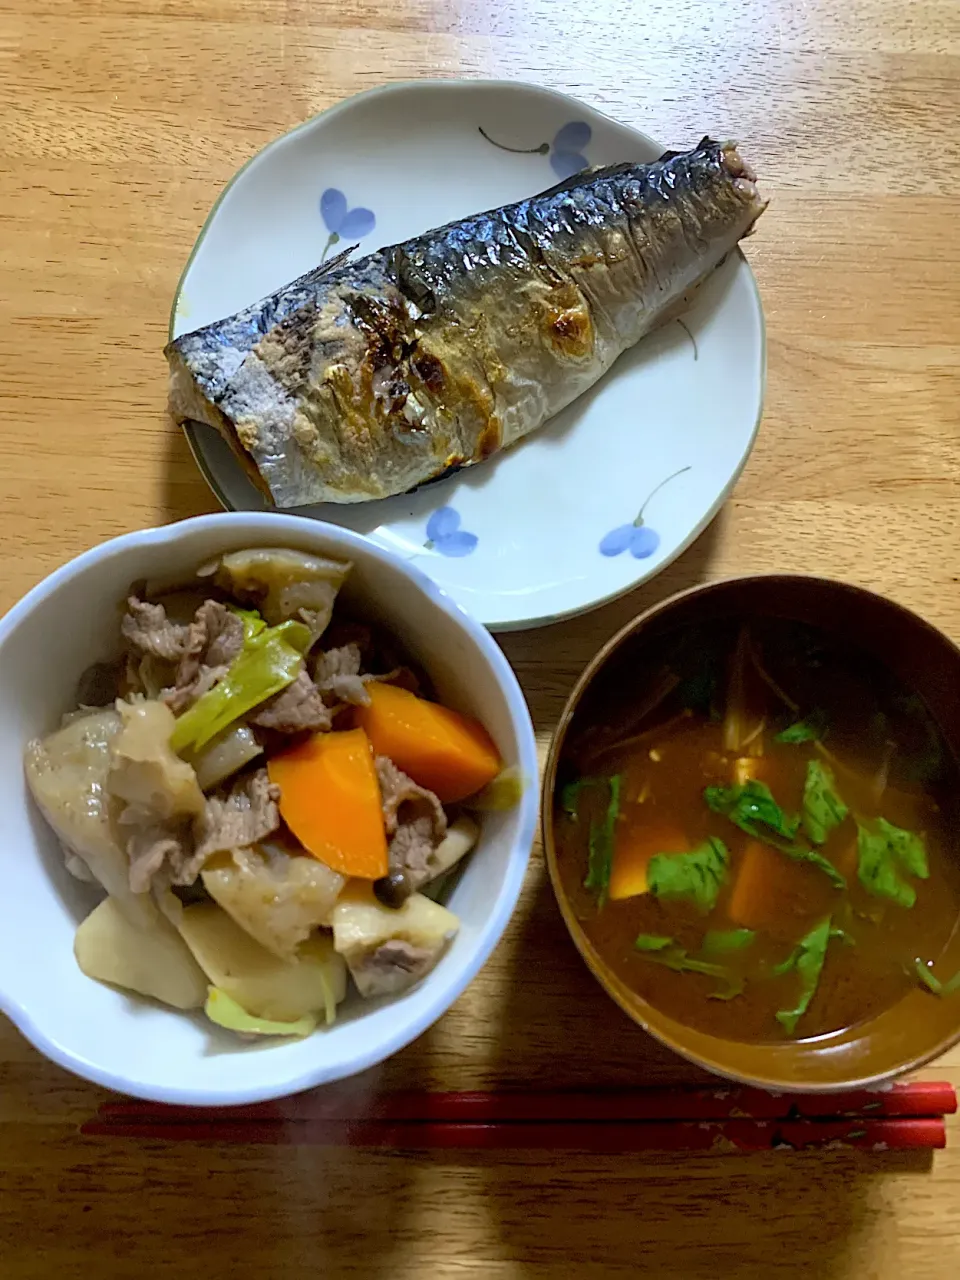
[82,1080,956,1153]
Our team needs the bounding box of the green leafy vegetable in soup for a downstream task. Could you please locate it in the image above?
[702,928,756,955]
[582,776,621,905]
[775,710,828,744]
[913,959,960,997]
[554,614,960,1045]
[914,960,943,994]
[802,760,848,845]
[634,935,743,1000]
[857,818,929,908]
[704,779,800,845]
[647,838,729,912]
[561,776,604,819]
[774,919,834,1034]
[705,779,846,889]
[634,934,674,952]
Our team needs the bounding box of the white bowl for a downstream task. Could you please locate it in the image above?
[0,513,538,1105]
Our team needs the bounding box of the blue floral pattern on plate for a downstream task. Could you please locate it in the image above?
[599,467,691,559]
[425,507,479,557]
[549,121,592,179]
[320,188,376,261]
[478,121,593,180]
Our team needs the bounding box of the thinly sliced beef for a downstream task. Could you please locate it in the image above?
[349,939,440,999]
[374,757,447,896]
[121,598,190,663]
[118,768,281,894]
[164,600,244,714]
[322,619,423,694]
[314,643,371,706]
[196,601,245,668]
[313,641,422,708]
[387,817,438,886]
[194,768,282,862]
[251,668,332,733]
[377,756,447,839]
[120,810,197,893]
[322,620,375,664]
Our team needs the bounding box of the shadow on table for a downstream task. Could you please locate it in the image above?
[160,421,222,523]
[466,868,933,1280]
[471,1142,929,1280]
[227,869,933,1279]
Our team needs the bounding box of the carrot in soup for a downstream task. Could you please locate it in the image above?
[609,821,688,901]
[728,840,834,938]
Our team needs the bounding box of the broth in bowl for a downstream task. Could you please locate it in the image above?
[554,615,960,1046]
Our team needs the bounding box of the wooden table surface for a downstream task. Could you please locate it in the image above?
[3,0,960,1275]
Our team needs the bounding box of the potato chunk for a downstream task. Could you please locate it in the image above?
[23,709,150,913]
[202,845,345,959]
[107,699,204,818]
[332,885,459,998]
[75,896,208,1010]
[178,903,346,1023]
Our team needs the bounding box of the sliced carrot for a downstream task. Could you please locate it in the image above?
[728,840,832,938]
[354,683,501,803]
[609,821,688,901]
[267,728,388,879]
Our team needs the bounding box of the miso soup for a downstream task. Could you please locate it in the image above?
[554,618,960,1042]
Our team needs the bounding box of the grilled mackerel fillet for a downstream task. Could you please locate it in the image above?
[166,138,765,507]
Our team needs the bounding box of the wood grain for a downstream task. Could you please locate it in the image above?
[2,0,960,1274]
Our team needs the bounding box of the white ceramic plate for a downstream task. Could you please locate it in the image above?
[171,80,765,631]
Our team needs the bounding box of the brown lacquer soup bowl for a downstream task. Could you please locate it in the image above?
[543,575,960,1091]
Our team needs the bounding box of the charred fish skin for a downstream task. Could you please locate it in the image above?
[166,139,765,508]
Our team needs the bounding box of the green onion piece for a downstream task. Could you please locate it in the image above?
[228,605,267,642]
[170,620,312,754]
[634,938,744,1001]
[204,988,316,1038]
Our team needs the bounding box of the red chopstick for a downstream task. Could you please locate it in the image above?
[82,1081,955,1153]
[80,1115,946,1152]
[94,1079,957,1124]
